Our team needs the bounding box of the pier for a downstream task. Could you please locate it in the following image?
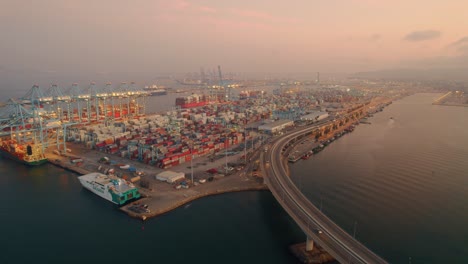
[47,144,267,220]
[432,91,452,105]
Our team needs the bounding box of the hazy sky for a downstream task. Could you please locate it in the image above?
[1,0,468,79]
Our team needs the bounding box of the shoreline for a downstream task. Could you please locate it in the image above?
[433,102,468,107]
[44,96,395,222]
[432,91,468,107]
[47,152,268,221]
[122,186,269,220]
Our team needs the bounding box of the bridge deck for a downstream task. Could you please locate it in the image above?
[263,123,388,264]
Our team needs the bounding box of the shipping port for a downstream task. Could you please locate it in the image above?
[0,78,408,221]
[0,78,404,264]
[0,79,403,167]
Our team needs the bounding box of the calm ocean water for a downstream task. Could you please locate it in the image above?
[0,161,303,264]
[291,93,468,263]
[1,93,466,264]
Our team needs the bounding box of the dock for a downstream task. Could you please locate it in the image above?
[47,143,268,221]
[287,122,358,163]
[287,139,320,163]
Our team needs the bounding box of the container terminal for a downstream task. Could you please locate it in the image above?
[0,80,406,215]
[0,82,406,177]
[0,79,406,263]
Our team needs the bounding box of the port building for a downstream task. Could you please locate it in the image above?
[300,111,329,122]
[156,171,185,183]
[258,119,294,134]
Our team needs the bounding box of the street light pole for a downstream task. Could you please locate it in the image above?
[353,221,357,238]
[244,127,247,165]
[252,133,254,151]
[225,128,229,175]
[190,139,194,185]
[299,173,302,190]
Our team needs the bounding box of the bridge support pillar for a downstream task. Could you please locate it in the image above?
[306,237,314,251]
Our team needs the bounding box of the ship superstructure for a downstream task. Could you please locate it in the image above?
[143,85,168,96]
[78,172,141,205]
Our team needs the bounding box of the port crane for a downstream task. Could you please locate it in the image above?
[0,82,149,155]
[217,65,231,101]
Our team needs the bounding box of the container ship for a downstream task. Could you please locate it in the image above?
[175,94,218,109]
[143,85,168,96]
[78,172,141,205]
[0,139,48,166]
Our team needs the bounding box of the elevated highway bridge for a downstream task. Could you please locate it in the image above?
[262,122,388,264]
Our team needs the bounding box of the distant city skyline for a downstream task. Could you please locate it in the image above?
[1,0,468,92]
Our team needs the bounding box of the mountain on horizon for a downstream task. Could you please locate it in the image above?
[353,67,468,82]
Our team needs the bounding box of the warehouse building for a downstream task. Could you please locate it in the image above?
[258,119,294,134]
[300,111,329,122]
[155,171,185,183]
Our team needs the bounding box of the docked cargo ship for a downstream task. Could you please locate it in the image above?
[143,85,168,96]
[0,139,48,166]
[78,172,141,205]
[175,94,218,109]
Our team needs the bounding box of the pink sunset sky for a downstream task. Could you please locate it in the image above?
[1,0,468,74]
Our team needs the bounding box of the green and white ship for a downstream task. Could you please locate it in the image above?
[78,172,141,205]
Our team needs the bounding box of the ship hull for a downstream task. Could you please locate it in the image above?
[79,176,116,204]
[0,149,48,166]
[176,101,209,109]
[78,173,141,205]
[175,93,219,109]
[145,90,168,96]
[149,92,167,96]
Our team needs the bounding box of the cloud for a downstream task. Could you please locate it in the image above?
[451,36,468,46]
[404,30,441,41]
[448,36,468,54]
